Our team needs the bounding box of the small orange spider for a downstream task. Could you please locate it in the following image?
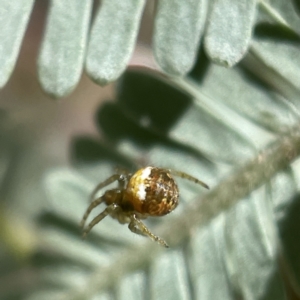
[80,166,209,247]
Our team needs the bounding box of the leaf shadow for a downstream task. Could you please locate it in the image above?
[188,43,211,83]
[254,23,300,44]
[72,70,214,168]
[278,193,300,284]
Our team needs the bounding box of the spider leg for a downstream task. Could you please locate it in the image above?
[80,196,104,229]
[82,203,120,239]
[128,214,169,248]
[117,174,128,190]
[168,169,209,189]
[90,174,124,201]
[114,167,132,189]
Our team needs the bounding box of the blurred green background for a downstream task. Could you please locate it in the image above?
[1,1,300,300]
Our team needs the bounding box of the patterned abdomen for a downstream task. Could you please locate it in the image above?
[125,167,179,216]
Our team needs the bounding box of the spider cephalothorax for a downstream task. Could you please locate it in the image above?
[81,166,209,247]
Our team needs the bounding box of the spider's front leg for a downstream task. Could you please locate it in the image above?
[128,214,169,248]
[82,172,129,229]
[90,174,125,202]
[114,167,132,189]
[82,203,120,239]
[80,196,104,229]
[168,169,209,189]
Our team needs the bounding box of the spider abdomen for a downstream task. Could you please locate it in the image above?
[125,167,179,216]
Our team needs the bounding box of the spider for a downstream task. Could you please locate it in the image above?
[80,166,209,248]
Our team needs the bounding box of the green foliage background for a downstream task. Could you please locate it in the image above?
[1,0,300,299]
